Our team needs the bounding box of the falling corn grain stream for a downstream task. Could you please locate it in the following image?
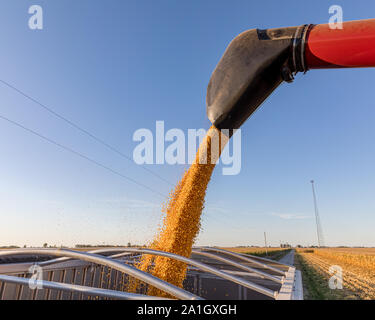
[130,126,229,297]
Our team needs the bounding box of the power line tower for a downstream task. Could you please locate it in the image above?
[264,232,268,256]
[310,180,325,247]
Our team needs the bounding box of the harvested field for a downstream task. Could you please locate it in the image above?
[296,248,375,299]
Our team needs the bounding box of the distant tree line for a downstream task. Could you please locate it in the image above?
[75,242,144,248]
[280,243,292,248]
[0,245,20,249]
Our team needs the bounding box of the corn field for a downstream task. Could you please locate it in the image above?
[223,247,288,255]
[297,248,375,299]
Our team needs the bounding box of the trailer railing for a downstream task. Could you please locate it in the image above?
[0,247,302,300]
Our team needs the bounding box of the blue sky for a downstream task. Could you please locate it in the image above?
[0,0,374,247]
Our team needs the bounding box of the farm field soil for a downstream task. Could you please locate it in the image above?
[296,248,375,300]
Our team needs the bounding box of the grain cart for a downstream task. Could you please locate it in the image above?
[1,19,374,300]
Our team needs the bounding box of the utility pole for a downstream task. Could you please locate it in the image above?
[310,180,324,247]
[264,232,268,256]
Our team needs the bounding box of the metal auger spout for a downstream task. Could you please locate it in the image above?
[207,19,375,130]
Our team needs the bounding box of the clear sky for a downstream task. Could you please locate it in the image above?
[0,0,374,248]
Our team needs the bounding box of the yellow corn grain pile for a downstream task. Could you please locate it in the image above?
[135,125,229,297]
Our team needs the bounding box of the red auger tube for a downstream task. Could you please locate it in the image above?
[207,19,375,130]
[305,19,375,69]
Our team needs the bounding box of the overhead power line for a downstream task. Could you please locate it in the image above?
[0,114,166,199]
[0,79,172,186]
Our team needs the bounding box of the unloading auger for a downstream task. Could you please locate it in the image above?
[207,19,375,130]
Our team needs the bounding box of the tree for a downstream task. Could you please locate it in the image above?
[43,243,48,248]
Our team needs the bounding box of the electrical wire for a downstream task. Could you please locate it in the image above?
[0,114,167,199]
[0,79,173,186]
